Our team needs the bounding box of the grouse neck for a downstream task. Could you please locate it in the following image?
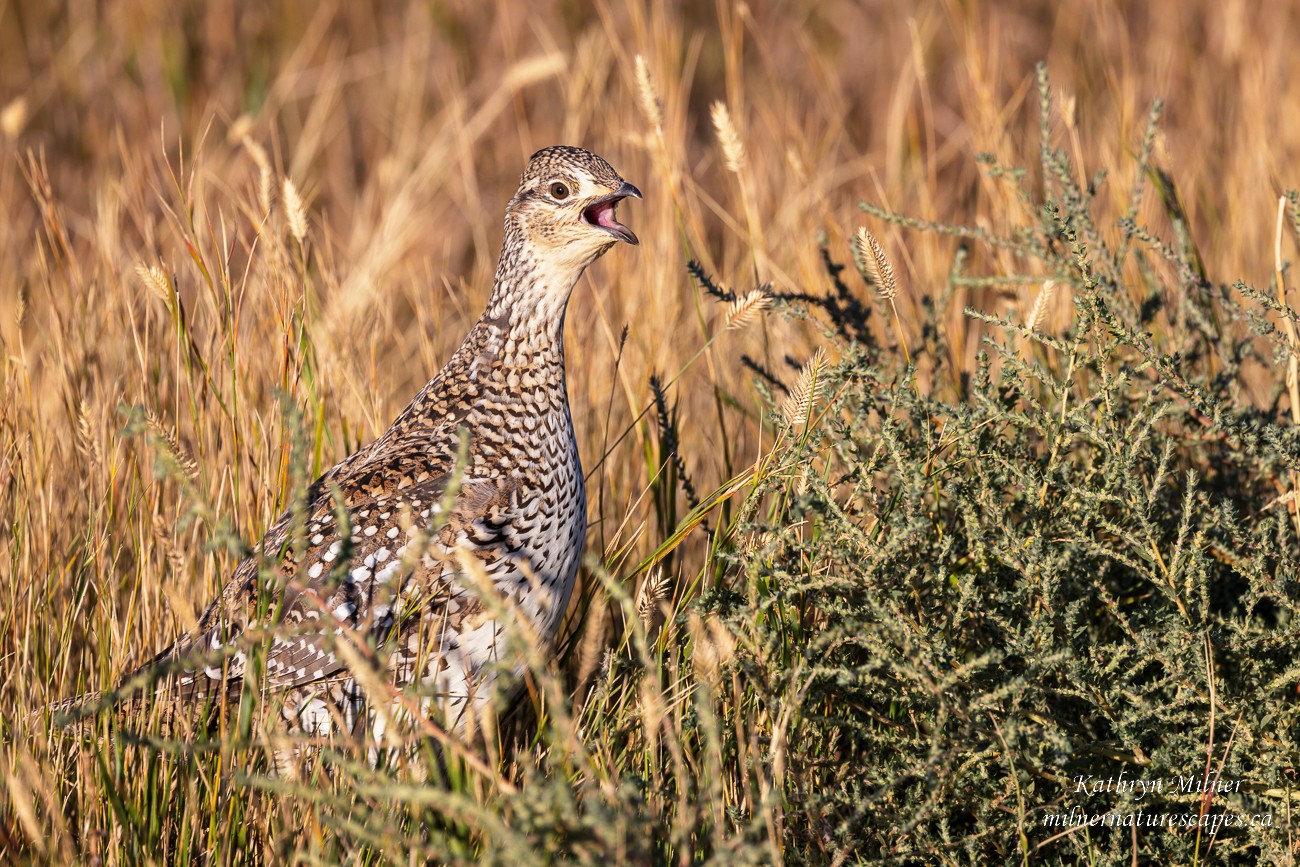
[480,225,590,349]
[467,301,568,375]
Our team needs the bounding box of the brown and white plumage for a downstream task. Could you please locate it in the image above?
[65,146,640,745]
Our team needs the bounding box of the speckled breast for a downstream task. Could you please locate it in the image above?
[279,405,587,747]
[408,406,585,735]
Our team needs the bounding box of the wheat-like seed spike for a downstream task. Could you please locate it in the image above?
[1263,490,1300,512]
[634,55,663,132]
[144,410,199,480]
[688,612,718,685]
[781,348,827,428]
[786,146,809,181]
[238,136,274,217]
[135,263,175,316]
[852,227,898,302]
[282,177,309,244]
[706,616,736,668]
[710,101,745,174]
[76,399,100,467]
[1,96,27,139]
[1027,280,1056,331]
[638,672,665,751]
[1061,92,1078,131]
[689,613,736,687]
[152,514,194,622]
[575,602,610,689]
[745,530,776,556]
[635,567,671,627]
[725,287,772,330]
[598,647,615,680]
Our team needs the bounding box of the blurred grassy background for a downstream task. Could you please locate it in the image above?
[2,0,1299,861]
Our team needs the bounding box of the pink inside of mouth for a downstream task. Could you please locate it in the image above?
[586,199,619,228]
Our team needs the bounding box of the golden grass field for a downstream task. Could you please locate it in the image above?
[3,0,1300,862]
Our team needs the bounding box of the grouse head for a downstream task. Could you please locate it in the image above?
[507,146,641,266]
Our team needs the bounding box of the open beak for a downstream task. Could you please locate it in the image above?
[581,181,642,245]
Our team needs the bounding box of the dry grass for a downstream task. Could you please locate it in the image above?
[2,0,1299,861]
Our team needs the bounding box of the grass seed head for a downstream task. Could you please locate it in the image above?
[852,226,898,302]
[576,601,610,690]
[1,96,27,139]
[1027,280,1057,331]
[635,567,671,628]
[241,136,274,217]
[282,177,309,244]
[725,287,772,330]
[634,55,663,132]
[76,399,100,468]
[781,347,827,429]
[144,410,199,480]
[135,263,175,316]
[710,101,745,174]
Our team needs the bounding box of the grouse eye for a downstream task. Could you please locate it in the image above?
[549,181,570,200]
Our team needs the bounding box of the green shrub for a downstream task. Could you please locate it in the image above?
[709,64,1300,864]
